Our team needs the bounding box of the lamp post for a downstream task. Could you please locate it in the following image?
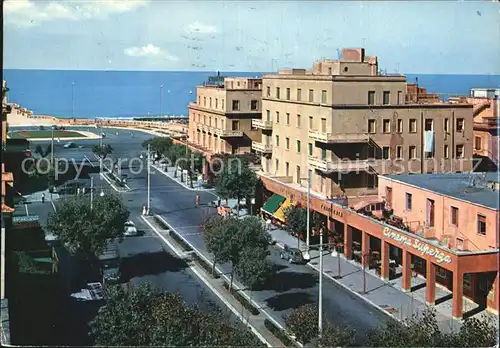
[160,84,163,116]
[361,252,370,294]
[304,170,311,260]
[318,227,324,338]
[71,81,75,118]
[331,243,342,279]
[90,177,94,210]
[147,143,151,215]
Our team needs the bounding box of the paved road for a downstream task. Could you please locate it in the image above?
[40,127,390,343]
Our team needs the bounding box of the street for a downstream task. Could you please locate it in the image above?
[31,126,390,343]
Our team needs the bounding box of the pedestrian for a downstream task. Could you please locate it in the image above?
[41,193,45,204]
[196,195,200,206]
[77,187,81,196]
[266,218,272,231]
[82,187,86,195]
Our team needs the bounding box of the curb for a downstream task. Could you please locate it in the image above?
[154,215,301,347]
[141,216,273,348]
[274,241,400,323]
[151,164,218,197]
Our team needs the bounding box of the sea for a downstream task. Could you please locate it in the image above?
[2,69,500,119]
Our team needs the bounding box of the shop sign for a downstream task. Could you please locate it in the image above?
[320,203,343,218]
[383,227,452,264]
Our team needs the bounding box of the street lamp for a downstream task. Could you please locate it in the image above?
[331,244,342,279]
[71,81,75,118]
[298,171,312,260]
[160,84,163,116]
[147,143,151,215]
[318,227,324,338]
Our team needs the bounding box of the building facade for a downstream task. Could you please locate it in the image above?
[188,75,262,155]
[2,80,14,215]
[254,48,474,205]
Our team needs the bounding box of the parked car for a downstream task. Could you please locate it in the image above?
[99,244,121,284]
[280,245,305,264]
[124,220,138,236]
[63,142,76,148]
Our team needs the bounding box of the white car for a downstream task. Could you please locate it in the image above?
[63,142,75,148]
[124,221,138,236]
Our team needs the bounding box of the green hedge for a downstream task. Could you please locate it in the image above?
[191,253,220,279]
[223,282,259,315]
[168,228,194,252]
[263,319,297,347]
[153,216,169,230]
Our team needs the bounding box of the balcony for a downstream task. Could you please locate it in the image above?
[252,119,273,130]
[252,141,273,154]
[474,117,498,131]
[308,130,370,144]
[214,129,243,137]
[308,156,373,173]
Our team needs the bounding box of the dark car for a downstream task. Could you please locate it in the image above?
[280,245,305,264]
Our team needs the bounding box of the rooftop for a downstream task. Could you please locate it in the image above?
[383,172,500,210]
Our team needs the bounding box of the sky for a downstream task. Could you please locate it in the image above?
[3,0,500,74]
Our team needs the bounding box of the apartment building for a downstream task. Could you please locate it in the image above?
[254,48,474,204]
[188,75,262,155]
[377,172,499,317]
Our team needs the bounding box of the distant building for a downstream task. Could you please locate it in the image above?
[188,75,262,156]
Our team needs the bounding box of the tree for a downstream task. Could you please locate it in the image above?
[204,216,270,290]
[46,193,129,258]
[215,162,257,216]
[92,144,113,160]
[284,205,323,241]
[234,246,272,290]
[366,309,498,347]
[89,283,263,347]
[166,144,186,178]
[202,215,227,276]
[284,304,319,344]
[142,137,173,158]
[318,324,356,347]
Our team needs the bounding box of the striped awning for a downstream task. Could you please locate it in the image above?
[273,199,294,222]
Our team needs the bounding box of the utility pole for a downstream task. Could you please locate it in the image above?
[304,170,311,260]
[90,177,94,210]
[72,81,75,118]
[51,126,54,166]
[318,227,324,337]
[147,143,151,215]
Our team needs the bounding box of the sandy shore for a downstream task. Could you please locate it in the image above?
[7,130,102,142]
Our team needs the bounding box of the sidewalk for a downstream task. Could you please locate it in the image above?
[141,215,283,348]
[269,225,498,333]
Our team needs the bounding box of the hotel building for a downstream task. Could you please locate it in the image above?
[188,75,262,156]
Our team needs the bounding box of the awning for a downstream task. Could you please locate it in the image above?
[274,199,294,222]
[262,193,286,215]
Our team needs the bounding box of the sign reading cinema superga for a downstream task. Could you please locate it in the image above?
[383,228,452,264]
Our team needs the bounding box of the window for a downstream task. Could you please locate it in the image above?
[309,116,313,129]
[275,135,279,147]
[427,199,435,227]
[477,214,486,235]
[444,118,449,133]
[198,96,201,104]
[444,145,449,158]
[275,159,279,172]
[405,193,412,211]
[436,266,447,279]
[383,119,391,133]
[328,67,332,74]
[276,87,281,99]
[204,97,206,106]
[308,89,314,102]
[297,88,302,101]
[285,162,289,177]
[297,114,301,127]
[368,91,375,105]
[215,98,218,109]
[424,119,433,131]
[222,99,224,109]
[456,144,464,158]
[451,206,459,226]
[382,146,390,159]
[286,113,290,125]
[285,137,290,149]
[266,86,270,97]
[368,119,376,133]
[321,148,327,160]
[396,146,403,159]
[397,119,403,133]
[232,100,240,111]
[276,111,280,123]
[286,88,291,100]
[475,136,482,150]
[383,91,390,105]
[266,110,271,121]
[297,140,301,153]
[321,118,327,133]
[296,166,300,184]
[250,100,258,111]
[409,119,417,133]
[397,91,403,104]
[215,118,218,128]
[409,146,416,159]
[209,117,212,126]
[456,118,464,132]
[209,97,212,108]
[308,143,313,156]
[321,90,327,104]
